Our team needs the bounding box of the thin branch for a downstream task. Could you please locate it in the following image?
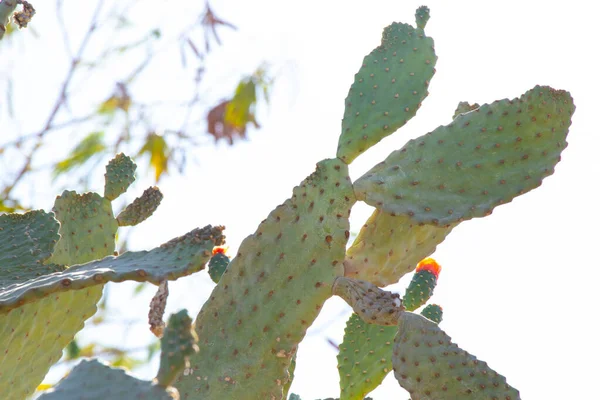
[2,0,104,199]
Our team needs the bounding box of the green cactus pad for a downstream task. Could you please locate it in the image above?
[333,277,401,326]
[344,209,454,286]
[208,251,230,283]
[453,101,480,119]
[50,190,119,265]
[420,304,443,324]
[402,259,441,311]
[337,313,396,400]
[354,85,575,226]
[0,210,64,285]
[414,6,431,29]
[116,186,163,226]
[176,158,356,400]
[1,289,101,400]
[104,153,137,201]
[0,225,225,313]
[393,312,520,399]
[337,8,437,164]
[156,310,199,387]
[38,359,177,399]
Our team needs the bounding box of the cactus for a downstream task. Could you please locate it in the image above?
[393,312,519,399]
[402,258,441,311]
[420,304,443,324]
[117,186,164,226]
[39,309,197,399]
[0,6,576,400]
[0,154,224,399]
[344,209,454,286]
[207,247,230,283]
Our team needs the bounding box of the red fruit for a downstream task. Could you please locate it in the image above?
[415,257,441,279]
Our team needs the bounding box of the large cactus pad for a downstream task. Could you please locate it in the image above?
[38,359,177,399]
[393,312,520,399]
[337,7,436,164]
[344,209,453,286]
[354,86,575,225]
[177,158,356,399]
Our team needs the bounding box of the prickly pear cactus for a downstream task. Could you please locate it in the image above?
[354,85,575,226]
[156,310,199,388]
[420,304,443,324]
[344,209,453,286]
[116,186,163,226]
[402,258,441,311]
[104,152,137,201]
[176,158,356,399]
[0,154,225,400]
[337,313,396,400]
[393,312,520,399]
[338,6,436,163]
[207,247,230,283]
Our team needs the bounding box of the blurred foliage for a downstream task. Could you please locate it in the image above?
[0,0,273,211]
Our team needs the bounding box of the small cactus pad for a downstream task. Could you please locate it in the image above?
[104,153,137,201]
[149,281,169,337]
[353,86,575,225]
[176,158,356,400]
[38,359,177,399]
[333,277,402,326]
[0,225,225,313]
[402,258,441,311]
[337,313,396,400]
[116,186,163,226]
[415,6,431,29]
[453,101,480,119]
[420,304,443,324]
[0,210,63,285]
[155,310,199,387]
[344,209,454,286]
[337,8,437,164]
[1,289,101,400]
[50,191,119,265]
[207,248,230,283]
[393,312,520,399]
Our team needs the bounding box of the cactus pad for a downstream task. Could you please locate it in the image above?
[0,225,225,313]
[402,258,441,311]
[38,359,177,399]
[208,248,230,283]
[333,277,402,326]
[50,190,119,265]
[344,209,454,286]
[116,186,163,226]
[354,85,575,225]
[104,153,137,201]
[0,210,63,285]
[149,281,169,337]
[393,312,520,399]
[155,309,199,387]
[337,7,437,164]
[337,313,396,400]
[420,304,443,324]
[177,158,356,399]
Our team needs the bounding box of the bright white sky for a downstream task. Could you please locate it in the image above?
[4,0,600,398]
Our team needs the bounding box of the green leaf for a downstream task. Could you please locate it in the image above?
[52,132,106,178]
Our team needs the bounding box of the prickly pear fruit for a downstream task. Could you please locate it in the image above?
[337,7,436,164]
[393,312,520,399]
[354,85,575,226]
[402,258,441,311]
[208,247,230,283]
[420,303,443,324]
